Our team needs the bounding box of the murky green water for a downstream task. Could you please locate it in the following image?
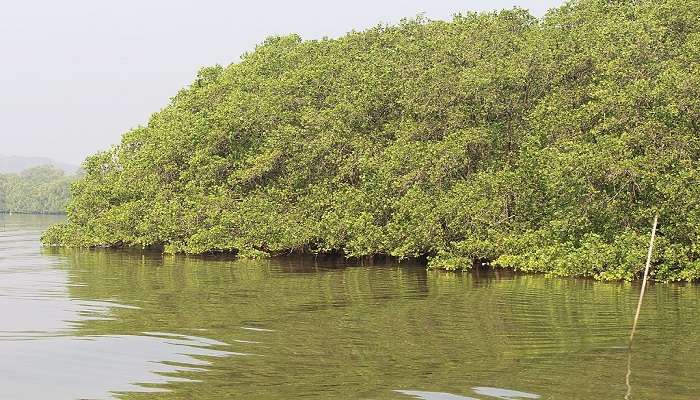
[1,214,698,399]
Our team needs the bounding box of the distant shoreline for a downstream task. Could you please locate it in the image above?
[0,211,67,216]
[0,154,79,175]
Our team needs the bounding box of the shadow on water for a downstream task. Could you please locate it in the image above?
[1,214,699,399]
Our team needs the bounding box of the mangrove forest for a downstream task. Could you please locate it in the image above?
[43,0,700,282]
[0,166,74,214]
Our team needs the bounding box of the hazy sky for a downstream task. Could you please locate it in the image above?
[0,0,564,165]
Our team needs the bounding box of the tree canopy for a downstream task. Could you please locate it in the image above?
[0,166,74,214]
[43,0,700,281]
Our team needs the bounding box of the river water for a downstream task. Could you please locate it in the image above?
[0,214,697,399]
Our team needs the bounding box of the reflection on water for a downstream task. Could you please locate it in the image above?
[0,215,233,399]
[472,387,539,399]
[395,390,478,400]
[0,334,232,399]
[395,387,540,400]
[1,214,699,399]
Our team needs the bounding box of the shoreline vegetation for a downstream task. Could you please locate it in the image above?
[42,0,700,282]
[0,166,74,215]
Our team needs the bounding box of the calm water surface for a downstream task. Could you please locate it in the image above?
[0,214,698,399]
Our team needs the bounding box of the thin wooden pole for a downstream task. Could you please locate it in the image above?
[625,213,659,400]
[629,213,659,343]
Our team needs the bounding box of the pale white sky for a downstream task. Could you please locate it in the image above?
[0,0,565,164]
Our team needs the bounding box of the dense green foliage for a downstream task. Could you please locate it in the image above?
[43,0,700,281]
[0,166,74,214]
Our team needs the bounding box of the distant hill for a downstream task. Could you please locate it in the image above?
[0,155,79,175]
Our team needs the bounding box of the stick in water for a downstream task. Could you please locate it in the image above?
[629,213,659,343]
[625,213,659,400]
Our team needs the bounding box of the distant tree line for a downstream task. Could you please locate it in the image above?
[0,166,74,214]
[43,0,700,281]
